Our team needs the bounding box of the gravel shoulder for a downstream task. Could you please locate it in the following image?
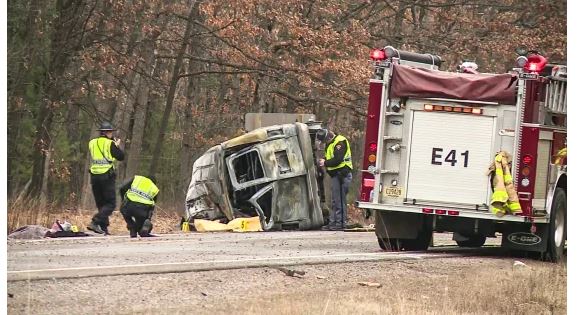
[7,232,565,314]
[7,256,565,315]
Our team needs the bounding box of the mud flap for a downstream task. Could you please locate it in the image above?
[375,211,422,239]
[501,223,548,253]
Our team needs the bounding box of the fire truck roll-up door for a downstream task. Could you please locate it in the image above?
[405,103,496,207]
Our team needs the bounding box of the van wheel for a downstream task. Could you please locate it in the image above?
[456,235,486,247]
[547,188,566,262]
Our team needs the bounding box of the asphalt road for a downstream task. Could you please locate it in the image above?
[7,231,503,281]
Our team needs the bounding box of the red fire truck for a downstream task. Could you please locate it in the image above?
[356,46,567,261]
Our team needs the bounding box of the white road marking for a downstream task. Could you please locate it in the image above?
[9,251,423,274]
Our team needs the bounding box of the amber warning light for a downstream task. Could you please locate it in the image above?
[424,104,482,115]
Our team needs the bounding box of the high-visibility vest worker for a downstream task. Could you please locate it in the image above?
[89,137,116,174]
[324,135,353,171]
[125,175,159,206]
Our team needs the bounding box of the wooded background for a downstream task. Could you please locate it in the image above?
[7,0,566,211]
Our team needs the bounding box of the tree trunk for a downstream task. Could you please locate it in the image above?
[27,0,84,198]
[179,49,201,193]
[126,72,153,178]
[66,103,82,202]
[149,1,198,176]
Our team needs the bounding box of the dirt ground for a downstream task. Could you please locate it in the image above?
[7,256,566,315]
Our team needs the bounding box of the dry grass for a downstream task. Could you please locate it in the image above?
[7,198,182,235]
[348,204,374,227]
[226,261,566,315]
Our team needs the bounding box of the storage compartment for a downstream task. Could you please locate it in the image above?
[406,111,494,205]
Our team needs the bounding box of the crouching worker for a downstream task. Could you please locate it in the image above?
[119,175,159,238]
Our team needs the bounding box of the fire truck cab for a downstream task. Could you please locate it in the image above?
[357,46,567,261]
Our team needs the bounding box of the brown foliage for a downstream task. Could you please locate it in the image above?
[7,0,566,207]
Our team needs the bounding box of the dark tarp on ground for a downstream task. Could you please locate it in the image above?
[390,63,517,105]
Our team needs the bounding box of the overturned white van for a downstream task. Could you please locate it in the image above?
[184,122,324,231]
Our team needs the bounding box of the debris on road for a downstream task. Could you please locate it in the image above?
[276,267,306,278]
[193,217,263,232]
[8,225,50,240]
[513,261,528,268]
[8,293,14,298]
[315,275,327,279]
[357,281,382,288]
[344,223,375,232]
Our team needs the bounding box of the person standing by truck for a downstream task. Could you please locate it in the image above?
[317,129,353,231]
[87,122,125,235]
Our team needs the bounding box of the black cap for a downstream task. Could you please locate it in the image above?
[98,121,116,131]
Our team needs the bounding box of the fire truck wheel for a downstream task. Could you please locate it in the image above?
[401,232,432,251]
[400,216,433,251]
[547,188,566,262]
[455,235,486,247]
[377,237,402,251]
[377,237,388,250]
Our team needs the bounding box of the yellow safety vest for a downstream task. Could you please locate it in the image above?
[89,137,115,174]
[126,176,159,206]
[325,135,353,171]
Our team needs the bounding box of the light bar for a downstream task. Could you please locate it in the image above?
[448,210,460,216]
[422,208,434,214]
[424,104,483,115]
[435,209,447,215]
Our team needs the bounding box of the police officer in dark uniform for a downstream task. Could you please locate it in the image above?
[87,122,125,235]
[317,129,353,231]
[119,175,159,238]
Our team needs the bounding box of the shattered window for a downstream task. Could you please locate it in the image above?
[275,151,291,174]
[231,150,265,184]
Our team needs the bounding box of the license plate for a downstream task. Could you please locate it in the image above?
[384,186,402,197]
[519,73,539,80]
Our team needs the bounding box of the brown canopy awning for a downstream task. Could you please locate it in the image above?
[390,63,517,105]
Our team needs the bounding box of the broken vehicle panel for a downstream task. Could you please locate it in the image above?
[185,122,324,230]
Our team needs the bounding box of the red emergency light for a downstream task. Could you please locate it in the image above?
[370,49,386,61]
[369,142,378,152]
[523,54,548,74]
[522,154,533,165]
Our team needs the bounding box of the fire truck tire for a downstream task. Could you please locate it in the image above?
[377,237,402,251]
[456,235,486,247]
[400,232,432,251]
[400,216,433,251]
[547,188,566,262]
[377,237,388,250]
